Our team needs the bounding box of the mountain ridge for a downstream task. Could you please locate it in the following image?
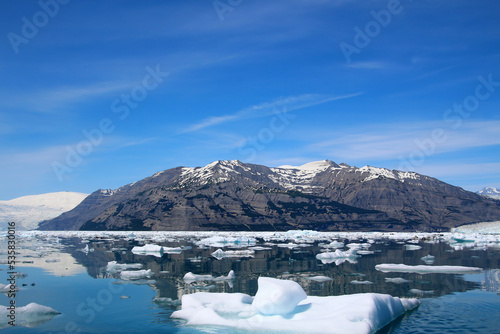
[38,160,500,232]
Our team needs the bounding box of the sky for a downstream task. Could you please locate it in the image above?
[0,0,499,200]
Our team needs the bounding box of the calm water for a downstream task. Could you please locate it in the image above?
[1,231,500,333]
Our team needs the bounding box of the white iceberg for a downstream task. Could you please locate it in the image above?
[375,263,483,274]
[183,270,235,282]
[131,244,164,257]
[405,244,422,251]
[252,277,307,315]
[120,269,153,280]
[172,277,420,334]
[106,261,143,273]
[0,303,60,329]
[385,277,411,284]
[305,276,333,282]
[211,248,255,260]
[316,249,359,265]
[350,280,374,285]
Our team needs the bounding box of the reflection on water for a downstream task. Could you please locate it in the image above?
[1,231,500,333]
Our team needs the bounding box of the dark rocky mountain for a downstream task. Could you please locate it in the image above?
[39,160,500,232]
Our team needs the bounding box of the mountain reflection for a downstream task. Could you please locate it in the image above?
[59,235,500,303]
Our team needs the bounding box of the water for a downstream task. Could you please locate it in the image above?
[1,231,500,333]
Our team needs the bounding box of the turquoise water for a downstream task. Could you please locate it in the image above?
[1,232,500,333]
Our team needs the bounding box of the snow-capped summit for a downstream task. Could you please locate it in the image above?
[0,192,89,230]
[477,187,500,200]
[39,160,500,232]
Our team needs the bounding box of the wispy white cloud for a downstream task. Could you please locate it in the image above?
[308,120,500,161]
[0,81,133,113]
[182,92,362,133]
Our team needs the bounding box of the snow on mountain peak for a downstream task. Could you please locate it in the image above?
[358,165,421,182]
[278,159,336,171]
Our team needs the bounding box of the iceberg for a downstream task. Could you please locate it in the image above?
[183,270,236,283]
[316,249,359,265]
[211,248,255,260]
[120,269,153,280]
[106,261,143,273]
[385,277,411,284]
[305,275,333,282]
[172,277,420,334]
[131,244,164,257]
[252,277,307,315]
[0,303,60,329]
[375,263,483,274]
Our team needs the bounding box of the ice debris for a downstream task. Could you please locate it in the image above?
[120,269,153,280]
[0,303,60,329]
[171,277,420,334]
[131,244,164,257]
[375,263,483,274]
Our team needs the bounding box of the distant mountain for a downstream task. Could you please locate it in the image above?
[0,192,88,230]
[477,187,500,200]
[39,160,500,232]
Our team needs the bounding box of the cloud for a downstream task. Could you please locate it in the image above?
[0,81,133,114]
[182,92,362,133]
[308,120,500,161]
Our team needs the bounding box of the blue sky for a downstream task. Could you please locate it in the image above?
[0,0,499,200]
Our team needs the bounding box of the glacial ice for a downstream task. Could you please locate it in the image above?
[420,254,436,264]
[211,248,255,260]
[375,263,483,274]
[106,261,143,273]
[316,249,359,265]
[183,270,235,282]
[131,244,164,257]
[171,277,420,334]
[120,269,153,280]
[252,277,307,315]
[0,303,60,329]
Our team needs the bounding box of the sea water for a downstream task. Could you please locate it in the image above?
[1,231,499,333]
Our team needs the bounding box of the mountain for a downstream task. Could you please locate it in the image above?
[477,187,500,200]
[0,192,89,230]
[39,160,500,232]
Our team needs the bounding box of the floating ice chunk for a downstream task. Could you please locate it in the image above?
[357,250,375,255]
[0,303,60,329]
[375,263,483,274]
[305,276,333,282]
[385,277,411,284]
[249,246,272,251]
[409,289,434,295]
[106,261,143,273]
[163,247,183,254]
[405,244,422,251]
[252,277,307,316]
[131,244,164,257]
[351,280,374,285]
[420,254,435,264]
[211,249,254,260]
[196,236,257,248]
[183,271,235,282]
[171,277,420,334]
[316,249,359,264]
[120,269,153,280]
[321,241,344,249]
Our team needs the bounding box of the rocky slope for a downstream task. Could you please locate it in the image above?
[38,160,500,232]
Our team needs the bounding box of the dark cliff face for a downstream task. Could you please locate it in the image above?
[38,160,500,232]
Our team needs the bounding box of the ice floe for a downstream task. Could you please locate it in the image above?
[106,261,143,273]
[305,276,333,282]
[131,244,164,257]
[385,277,412,284]
[211,249,255,260]
[171,277,419,334]
[420,254,436,264]
[183,270,235,283]
[120,269,153,280]
[375,264,483,274]
[316,249,359,265]
[0,303,60,329]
